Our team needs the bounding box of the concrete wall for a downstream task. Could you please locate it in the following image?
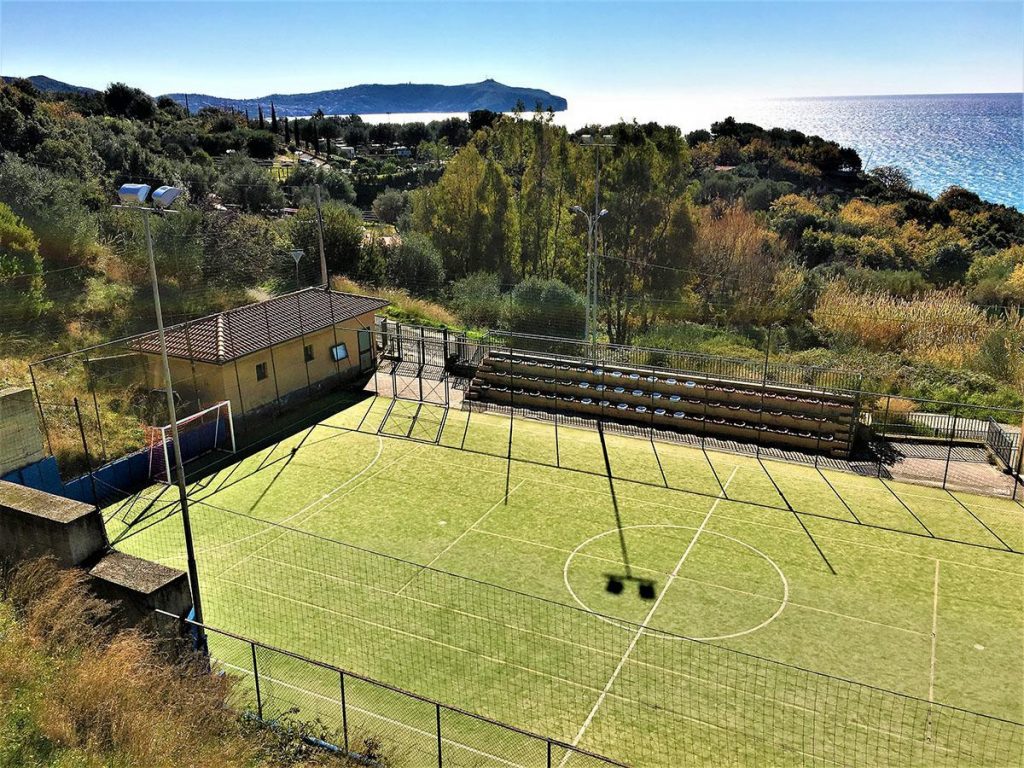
[0,479,107,567]
[0,387,45,476]
[88,551,192,631]
[0,480,192,635]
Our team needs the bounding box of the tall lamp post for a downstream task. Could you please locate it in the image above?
[115,183,206,650]
[571,133,614,348]
[570,205,608,347]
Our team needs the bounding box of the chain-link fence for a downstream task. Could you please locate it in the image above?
[158,611,625,768]
[19,319,1024,505]
[128,504,1024,768]
[23,289,385,499]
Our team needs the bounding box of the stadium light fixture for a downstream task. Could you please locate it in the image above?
[112,183,206,650]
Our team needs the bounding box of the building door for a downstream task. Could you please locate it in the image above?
[358,329,373,372]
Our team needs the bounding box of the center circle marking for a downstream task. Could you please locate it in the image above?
[562,524,789,642]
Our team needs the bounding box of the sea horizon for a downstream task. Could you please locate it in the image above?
[334,91,1023,210]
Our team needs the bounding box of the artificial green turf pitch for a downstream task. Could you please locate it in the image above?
[104,396,1024,767]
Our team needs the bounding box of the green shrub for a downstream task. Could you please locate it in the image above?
[386,233,445,296]
[502,277,585,338]
[447,271,504,329]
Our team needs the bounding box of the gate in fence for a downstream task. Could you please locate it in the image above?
[986,417,1018,471]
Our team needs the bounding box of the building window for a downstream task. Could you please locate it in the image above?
[330,343,349,362]
[304,344,315,362]
[256,362,268,381]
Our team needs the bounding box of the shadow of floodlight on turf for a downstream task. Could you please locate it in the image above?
[605,573,657,600]
[596,421,657,601]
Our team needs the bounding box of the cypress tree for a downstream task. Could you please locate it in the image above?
[270,102,278,133]
[257,104,265,129]
[284,116,291,143]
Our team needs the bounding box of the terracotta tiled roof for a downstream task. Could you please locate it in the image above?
[128,288,388,364]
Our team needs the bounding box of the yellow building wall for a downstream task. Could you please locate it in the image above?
[143,311,375,418]
[144,356,228,410]
[220,312,375,415]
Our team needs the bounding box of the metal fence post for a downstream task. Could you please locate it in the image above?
[73,397,99,504]
[436,702,443,768]
[339,670,349,753]
[29,364,54,458]
[251,642,263,720]
[878,395,891,479]
[547,739,553,767]
[942,407,959,490]
[82,349,107,463]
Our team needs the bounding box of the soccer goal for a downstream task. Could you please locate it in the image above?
[144,400,236,483]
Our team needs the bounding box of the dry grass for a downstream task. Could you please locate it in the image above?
[812,279,991,367]
[0,559,357,768]
[331,275,459,327]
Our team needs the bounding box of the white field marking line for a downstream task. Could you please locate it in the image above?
[188,433,388,558]
[214,440,419,577]
[215,575,608,697]
[478,529,925,637]
[929,559,940,702]
[560,523,789,642]
[559,467,738,763]
[211,438,411,573]
[218,661,526,768]
[446,528,929,643]
[421,447,1024,578]
[215,572,816,727]
[191,423,354,501]
[394,479,526,596]
[217,573,912,734]
[236,551,818,720]
[210,545,965,750]
[416,442,1023,562]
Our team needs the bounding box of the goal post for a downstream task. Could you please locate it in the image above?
[145,400,236,484]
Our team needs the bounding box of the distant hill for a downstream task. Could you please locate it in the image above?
[1,74,97,95]
[163,79,567,116]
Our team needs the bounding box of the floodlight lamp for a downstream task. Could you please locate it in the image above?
[569,205,585,214]
[599,209,609,218]
[581,134,593,145]
[152,186,184,209]
[118,183,151,205]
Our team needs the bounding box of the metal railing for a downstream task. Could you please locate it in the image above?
[483,329,864,393]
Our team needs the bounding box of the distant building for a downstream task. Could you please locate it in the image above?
[128,288,388,416]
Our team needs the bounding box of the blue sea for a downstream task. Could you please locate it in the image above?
[746,93,1023,210]
[360,93,1024,209]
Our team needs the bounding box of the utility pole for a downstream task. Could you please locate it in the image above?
[141,207,206,649]
[115,184,206,652]
[314,183,328,288]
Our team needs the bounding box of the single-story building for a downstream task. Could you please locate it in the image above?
[129,287,388,417]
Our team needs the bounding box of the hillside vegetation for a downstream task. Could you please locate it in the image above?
[0,559,362,767]
[1,77,1023,411]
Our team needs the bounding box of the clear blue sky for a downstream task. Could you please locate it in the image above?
[1,1,1021,102]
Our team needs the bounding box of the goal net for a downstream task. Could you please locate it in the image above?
[144,400,236,484]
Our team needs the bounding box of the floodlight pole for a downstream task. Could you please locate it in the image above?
[138,206,207,648]
[314,184,328,288]
[574,134,614,350]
